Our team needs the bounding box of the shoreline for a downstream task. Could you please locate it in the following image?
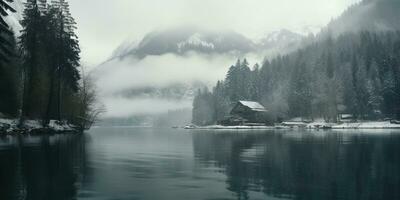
[0,119,81,135]
[184,121,400,130]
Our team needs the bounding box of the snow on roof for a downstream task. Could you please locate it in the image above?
[340,114,354,118]
[287,117,303,122]
[239,101,267,112]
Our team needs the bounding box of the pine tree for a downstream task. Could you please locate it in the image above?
[352,56,370,119]
[0,0,19,116]
[259,60,273,103]
[0,0,16,62]
[48,0,80,121]
[250,63,261,100]
[19,0,45,120]
[366,61,383,118]
[326,51,334,79]
[382,68,398,117]
[322,51,339,121]
[342,65,358,118]
[239,58,252,100]
[0,29,18,116]
[288,62,312,118]
[213,81,230,122]
[225,59,240,101]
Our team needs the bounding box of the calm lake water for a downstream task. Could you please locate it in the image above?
[0,128,399,200]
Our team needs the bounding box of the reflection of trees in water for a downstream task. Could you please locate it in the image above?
[192,131,400,200]
[0,134,87,200]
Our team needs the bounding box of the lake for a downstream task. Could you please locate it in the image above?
[0,128,399,200]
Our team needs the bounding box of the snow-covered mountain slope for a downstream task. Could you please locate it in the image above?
[257,29,305,55]
[260,29,303,45]
[176,33,216,52]
[108,25,307,63]
[320,0,400,37]
[111,26,257,59]
[4,0,23,36]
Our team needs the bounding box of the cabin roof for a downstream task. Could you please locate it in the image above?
[339,114,354,119]
[238,101,267,112]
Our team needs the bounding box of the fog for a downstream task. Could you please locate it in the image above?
[96,53,239,94]
[68,0,361,67]
[96,52,262,118]
[103,97,192,118]
[70,0,362,120]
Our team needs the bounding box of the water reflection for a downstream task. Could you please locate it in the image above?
[0,129,399,200]
[192,130,400,200]
[0,134,86,200]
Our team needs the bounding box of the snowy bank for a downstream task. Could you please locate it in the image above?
[184,125,288,130]
[303,121,400,129]
[184,121,400,130]
[0,118,79,135]
[332,121,400,129]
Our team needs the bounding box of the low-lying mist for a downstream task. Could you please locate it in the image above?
[102,97,193,118]
[96,52,235,94]
[94,52,259,119]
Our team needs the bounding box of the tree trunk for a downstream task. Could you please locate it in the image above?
[45,71,55,125]
[57,69,62,121]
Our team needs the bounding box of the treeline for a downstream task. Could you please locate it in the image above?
[0,0,100,130]
[193,31,400,125]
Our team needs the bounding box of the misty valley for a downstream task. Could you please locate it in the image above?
[1,0,400,199]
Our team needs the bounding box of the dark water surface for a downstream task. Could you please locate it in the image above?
[0,128,399,200]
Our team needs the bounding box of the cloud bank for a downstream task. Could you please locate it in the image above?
[68,0,362,67]
[95,53,254,118]
[96,53,236,94]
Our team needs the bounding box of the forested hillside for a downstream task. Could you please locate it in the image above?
[193,31,400,125]
[321,0,400,37]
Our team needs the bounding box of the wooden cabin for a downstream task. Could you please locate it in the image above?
[220,101,268,126]
[338,114,356,122]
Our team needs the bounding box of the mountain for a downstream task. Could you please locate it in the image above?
[113,26,257,59]
[4,0,23,36]
[94,26,307,122]
[321,0,400,37]
[257,29,306,57]
[259,29,304,48]
[110,26,308,61]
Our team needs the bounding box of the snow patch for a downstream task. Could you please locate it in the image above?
[48,120,75,131]
[177,33,215,50]
[0,118,77,134]
[306,121,400,129]
[186,121,400,130]
[4,0,23,36]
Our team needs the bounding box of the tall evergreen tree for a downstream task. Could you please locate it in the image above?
[0,0,19,116]
[46,0,80,122]
[225,59,241,101]
[19,0,81,124]
[19,0,45,120]
[352,56,370,118]
[288,62,312,118]
[249,63,261,100]
[238,58,252,100]
[0,0,16,62]
[213,80,230,122]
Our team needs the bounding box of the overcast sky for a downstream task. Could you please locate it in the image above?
[67,0,361,68]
